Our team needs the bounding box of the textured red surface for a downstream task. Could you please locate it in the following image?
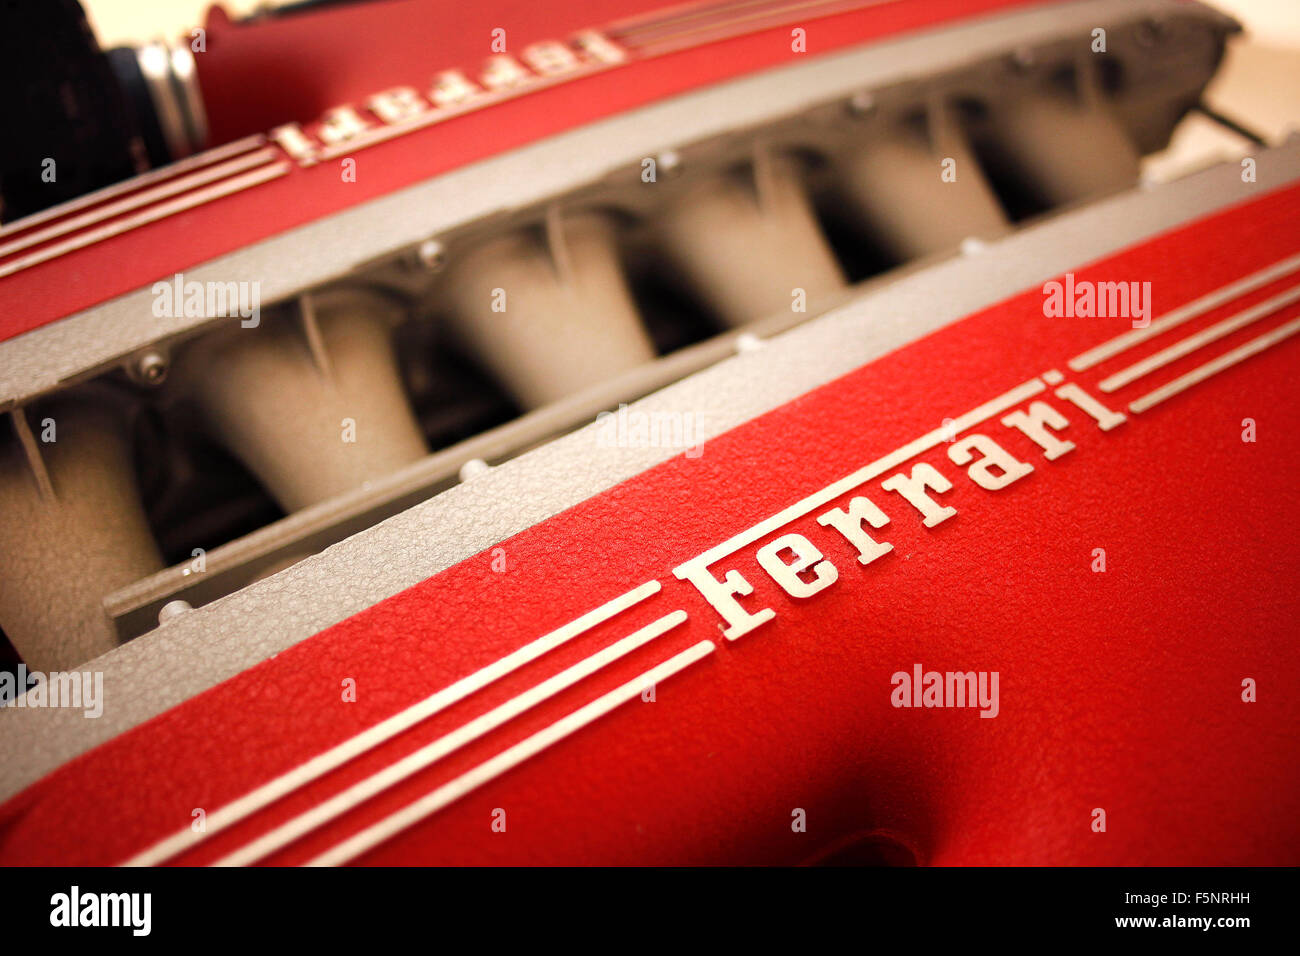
[0,0,1043,342]
[2,181,1298,866]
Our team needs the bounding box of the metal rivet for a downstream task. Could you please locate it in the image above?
[158,599,193,624]
[130,350,169,386]
[415,238,446,272]
[657,150,683,177]
[847,90,876,116]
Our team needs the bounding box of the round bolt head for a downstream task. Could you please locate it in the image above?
[158,599,193,624]
[847,90,876,116]
[657,149,683,177]
[416,238,445,271]
[131,350,169,386]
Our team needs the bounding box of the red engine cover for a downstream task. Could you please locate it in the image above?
[3,178,1297,866]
